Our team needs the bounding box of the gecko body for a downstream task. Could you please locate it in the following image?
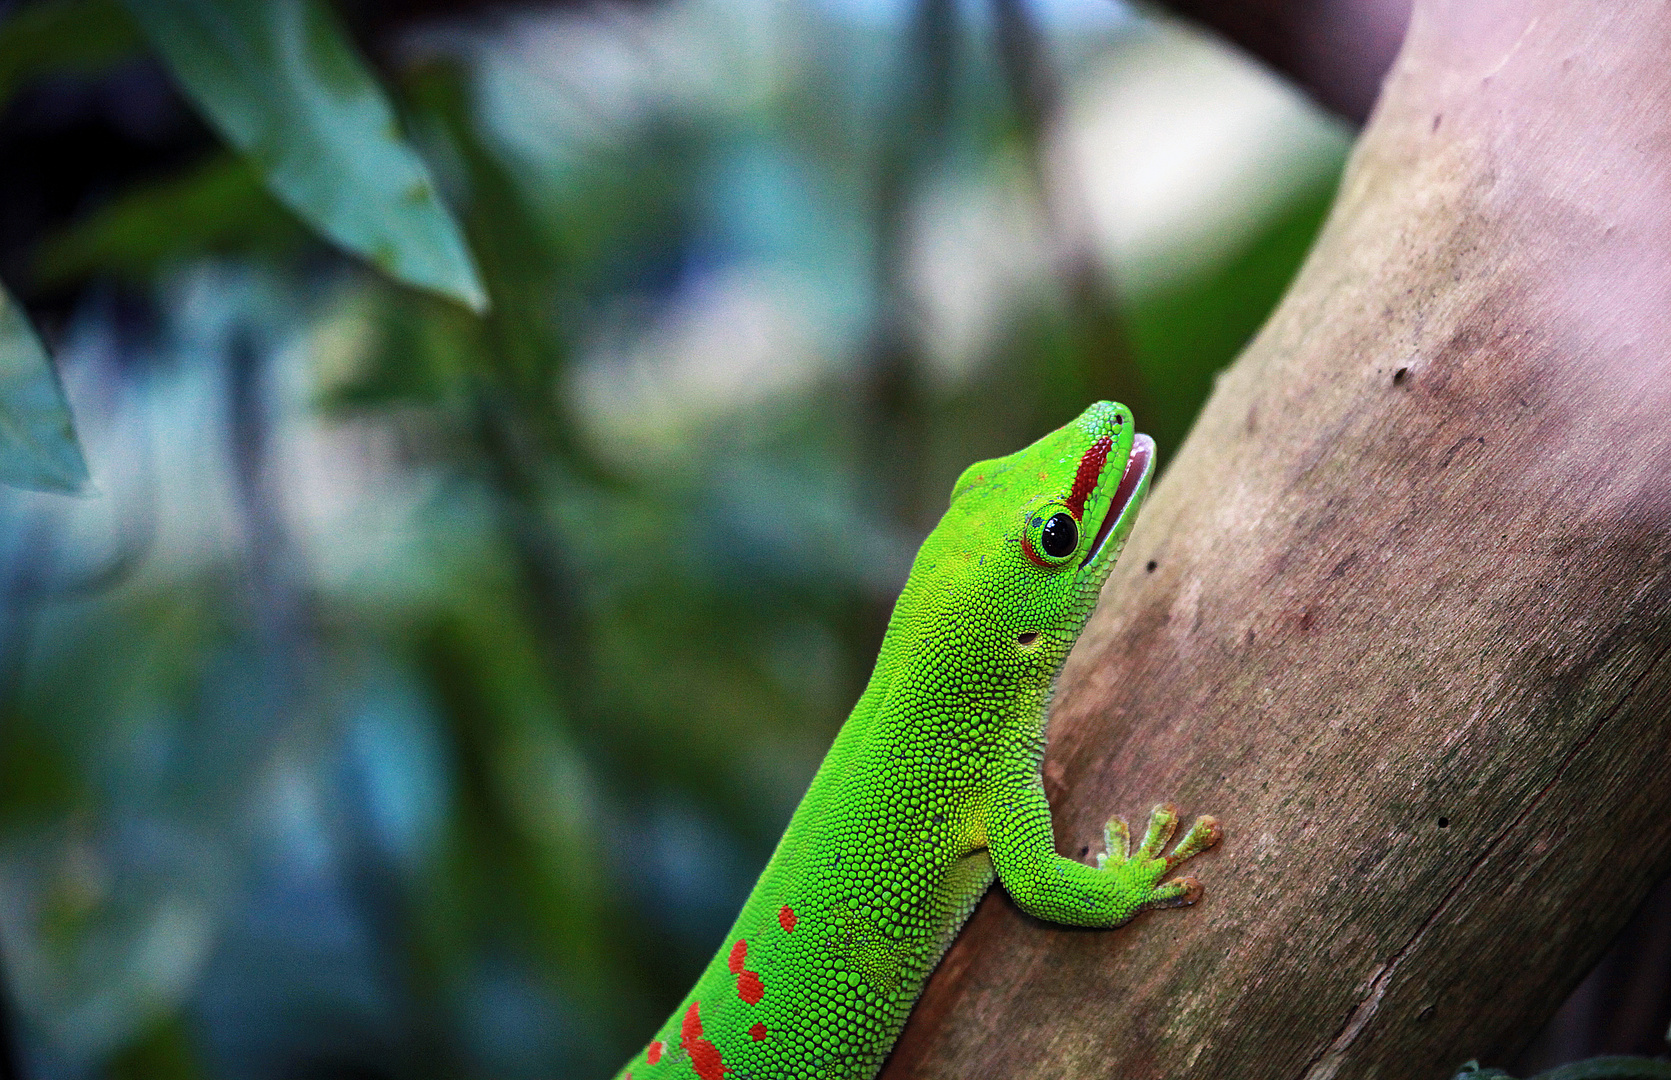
[617,402,1219,1080]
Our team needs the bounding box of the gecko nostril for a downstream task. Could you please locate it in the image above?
[1017,632,1039,646]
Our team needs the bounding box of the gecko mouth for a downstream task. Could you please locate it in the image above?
[1081,434,1154,569]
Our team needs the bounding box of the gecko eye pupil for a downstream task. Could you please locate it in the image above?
[1040,513,1077,558]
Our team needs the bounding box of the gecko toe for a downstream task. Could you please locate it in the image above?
[1148,876,1203,910]
[1164,815,1222,868]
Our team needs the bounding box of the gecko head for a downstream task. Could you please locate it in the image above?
[913,401,1154,671]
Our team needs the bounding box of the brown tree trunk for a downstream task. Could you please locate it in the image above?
[878,3,1671,1078]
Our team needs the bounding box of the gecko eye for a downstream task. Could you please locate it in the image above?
[1040,513,1078,558]
[1021,503,1082,568]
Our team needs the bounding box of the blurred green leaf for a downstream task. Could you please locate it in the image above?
[0,282,89,494]
[121,0,487,311]
[0,711,82,826]
[35,151,305,285]
[0,0,143,111]
[108,1015,208,1080]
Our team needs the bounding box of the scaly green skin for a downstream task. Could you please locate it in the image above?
[617,402,1220,1080]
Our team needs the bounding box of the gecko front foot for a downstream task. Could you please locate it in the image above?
[1096,803,1222,918]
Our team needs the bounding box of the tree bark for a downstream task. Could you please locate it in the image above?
[878,3,1671,1078]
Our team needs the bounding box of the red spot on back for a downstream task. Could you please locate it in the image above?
[727,939,765,1003]
[749,1023,767,1042]
[680,1001,727,1080]
[646,1041,662,1064]
[1065,436,1113,520]
[778,906,797,932]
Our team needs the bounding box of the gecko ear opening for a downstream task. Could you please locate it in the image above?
[1016,632,1039,646]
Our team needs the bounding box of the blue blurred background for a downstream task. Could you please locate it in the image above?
[0,0,1352,1075]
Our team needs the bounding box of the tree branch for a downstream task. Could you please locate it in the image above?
[878,2,1671,1077]
[1153,0,1412,124]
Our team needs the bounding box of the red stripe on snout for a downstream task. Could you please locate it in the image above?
[1065,436,1112,520]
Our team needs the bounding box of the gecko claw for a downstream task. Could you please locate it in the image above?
[1147,875,1204,909]
[1134,802,1180,861]
[1164,814,1222,870]
[1097,817,1132,868]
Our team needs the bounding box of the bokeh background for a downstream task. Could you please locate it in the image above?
[3,0,1567,1076]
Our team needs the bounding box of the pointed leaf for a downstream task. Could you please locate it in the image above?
[0,285,89,495]
[122,0,487,311]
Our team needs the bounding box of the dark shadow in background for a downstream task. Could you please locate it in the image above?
[1514,872,1671,1073]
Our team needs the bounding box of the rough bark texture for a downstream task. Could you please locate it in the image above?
[878,3,1671,1079]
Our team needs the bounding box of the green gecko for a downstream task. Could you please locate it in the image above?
[617,401,1220,1080]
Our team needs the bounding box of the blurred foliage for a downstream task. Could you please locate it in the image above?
[0,0,1346,1077]
[34,153,304,287]
[0,0,140,109]
[0,281,87,493]
[1127,173,1337,453]
[119,0,484,309]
